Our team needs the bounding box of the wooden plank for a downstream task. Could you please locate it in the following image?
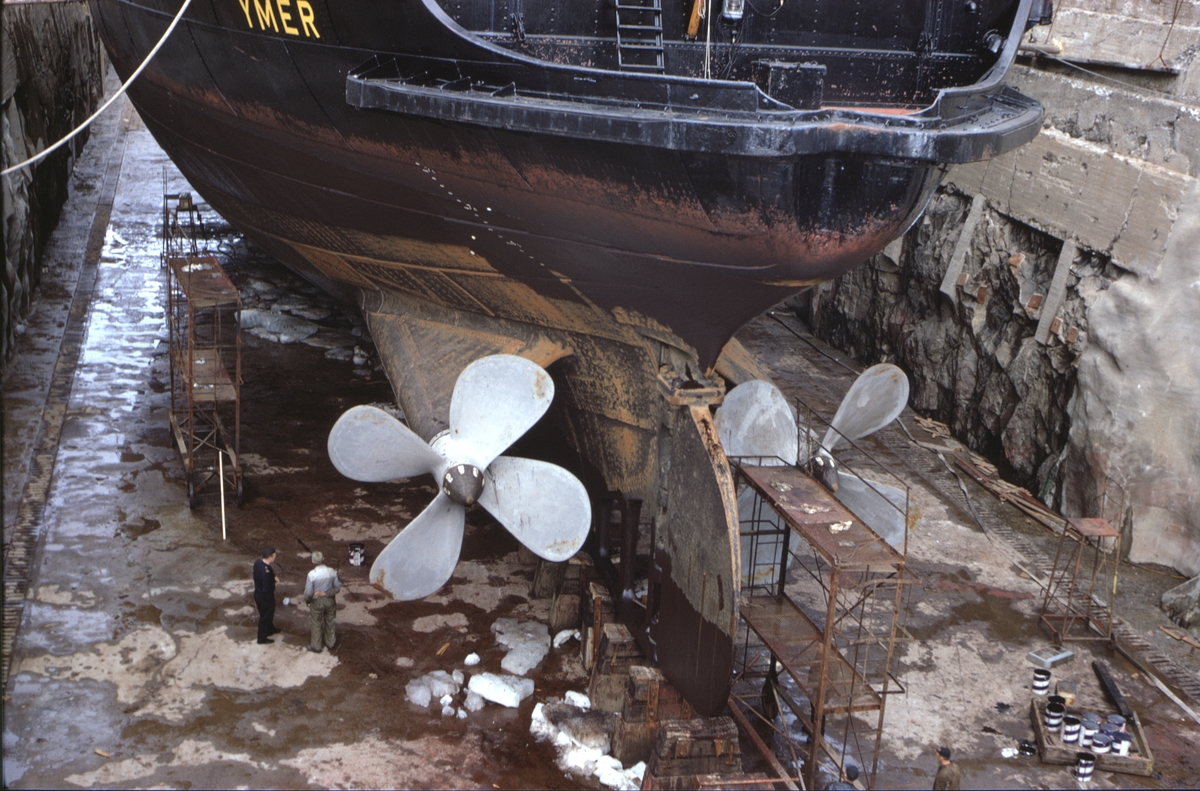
[1035,241,1076,345]
[726,698,802,791]
[939,194,985,301]
[739,466,902,571]
[949,129,1193,277]
[1093,660,1134,720]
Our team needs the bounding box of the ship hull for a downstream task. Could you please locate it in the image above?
[90,0,1045,715]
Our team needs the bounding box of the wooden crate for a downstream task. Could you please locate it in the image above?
[1029,699,1154,776]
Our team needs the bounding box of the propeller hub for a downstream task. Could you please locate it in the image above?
[442,463,485,506]
[811,453,840,493]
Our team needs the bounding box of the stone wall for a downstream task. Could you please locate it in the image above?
[797,3,1200,575]
[2,3,106,373]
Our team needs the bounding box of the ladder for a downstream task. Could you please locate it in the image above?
[616,0,665,73]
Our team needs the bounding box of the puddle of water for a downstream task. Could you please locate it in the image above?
[118,517,161,539]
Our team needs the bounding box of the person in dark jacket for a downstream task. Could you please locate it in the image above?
[253,547,281,644]
[933,746,961,790]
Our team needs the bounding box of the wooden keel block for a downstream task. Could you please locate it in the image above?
[612,665,695,765]
[588,622,645,713]
[644,717,742,782]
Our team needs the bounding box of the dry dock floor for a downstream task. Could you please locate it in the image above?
[4,91,1199,789]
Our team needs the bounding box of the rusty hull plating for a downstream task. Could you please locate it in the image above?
[90,0,1048,714]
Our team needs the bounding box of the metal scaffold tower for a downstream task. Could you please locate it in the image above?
[163,191,244,510]
[1038,517,1120,646]
[729,420,911,789]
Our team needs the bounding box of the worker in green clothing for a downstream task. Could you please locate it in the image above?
[933,746,961,790]
[304,551,341,653]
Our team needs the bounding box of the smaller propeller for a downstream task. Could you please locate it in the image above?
[328,355,591,600]
[715,364,912,565]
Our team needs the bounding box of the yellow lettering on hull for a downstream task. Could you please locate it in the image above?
[236,0,320,38]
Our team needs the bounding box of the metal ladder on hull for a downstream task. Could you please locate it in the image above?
[616,0,665,73]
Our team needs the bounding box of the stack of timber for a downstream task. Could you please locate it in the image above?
[641,717,743,790]
[611,665,694,765]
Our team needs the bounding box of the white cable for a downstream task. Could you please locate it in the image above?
[2,0,195,177]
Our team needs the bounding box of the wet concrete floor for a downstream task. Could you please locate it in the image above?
[3,89,1199,789]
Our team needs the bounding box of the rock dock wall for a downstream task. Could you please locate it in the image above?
[798,1,1200,575]
[2,3,106,373]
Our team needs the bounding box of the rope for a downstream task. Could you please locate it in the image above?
[2,0,195,177]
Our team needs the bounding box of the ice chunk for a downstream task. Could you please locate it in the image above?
[441,704,456,717]
[439,694,453,707]
[464,690,486,712]
[464,653,481,666]
[553,629,580,648]
[240,308,318,339]
[468,672,534,708]
[493,618,551,675]
[405,679,432,708]
[406,670,460,707]
[423,670,460,699]
[457,708,467,719]
[452,669,464,685]
[540,702,614,752]
[595,755,625,788]
[564,691,591,709]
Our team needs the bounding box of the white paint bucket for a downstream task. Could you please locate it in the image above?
[1076,752,1095,782]
[1061,715,1081,744]
[1044,702,1065,731]
[1033,668,1051,695]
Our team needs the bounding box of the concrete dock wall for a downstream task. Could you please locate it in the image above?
[798,2,1200,575]
[2,2,106,373]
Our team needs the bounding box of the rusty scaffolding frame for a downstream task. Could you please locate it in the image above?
[1038,517,1120,646]
[729,404,912,790]
[163,192,243,509]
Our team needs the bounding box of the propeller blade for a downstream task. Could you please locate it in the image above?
[478,456,591,562]
[823,364,910,452]
[714,380,797,466]
[328,405,445,482]
[369,492,466,600]
[440,355,555,468]
[834,473,908,551]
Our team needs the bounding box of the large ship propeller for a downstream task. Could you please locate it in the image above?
[716,364,911,553]
[327,355,591,600]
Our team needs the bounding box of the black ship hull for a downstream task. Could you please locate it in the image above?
[90,0,1046,715]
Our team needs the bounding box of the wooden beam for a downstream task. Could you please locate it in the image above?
[1035,240,1076,345]
[938,195,986,302]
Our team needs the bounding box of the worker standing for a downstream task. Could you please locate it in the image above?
[304,551,341,653]
[933,746,961,790]
[253,548,280,644]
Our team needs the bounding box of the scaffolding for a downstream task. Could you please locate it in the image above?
[729,405,911,790]
[163,192,243,509]
[1038,517,1119,646]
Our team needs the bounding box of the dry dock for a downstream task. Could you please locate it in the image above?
[3,93,1199,790]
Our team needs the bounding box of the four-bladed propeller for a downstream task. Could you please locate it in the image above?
[328,355,591,600]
